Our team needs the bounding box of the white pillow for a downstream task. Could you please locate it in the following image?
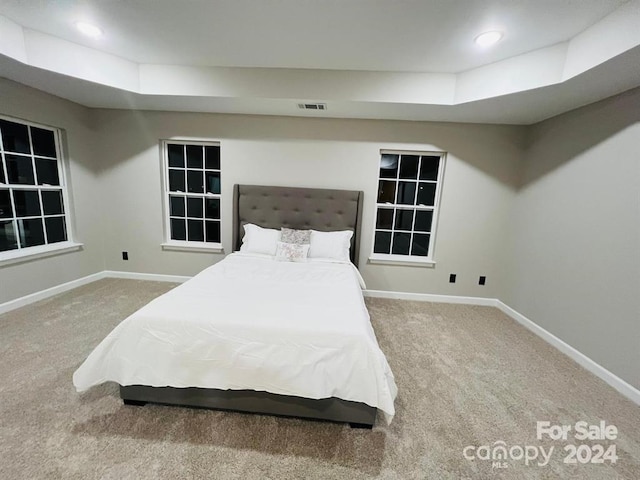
[308,229,353,262]
[240,224,280,256]
[275,242,310,262]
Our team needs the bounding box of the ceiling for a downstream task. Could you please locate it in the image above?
[0,0,639,124]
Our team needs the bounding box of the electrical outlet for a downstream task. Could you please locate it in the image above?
[479,276,486,285]
[449,274,456,283]
[122,251,129,261]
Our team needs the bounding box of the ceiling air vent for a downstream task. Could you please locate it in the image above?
[298,102,327,111]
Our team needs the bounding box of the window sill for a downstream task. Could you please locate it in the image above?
[368,254,436,268]
[0,241,84,267]
[161,242,224,254]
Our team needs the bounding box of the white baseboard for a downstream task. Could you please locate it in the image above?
[103,270,191,283]
[364,289,497,307]
[0,270,189,315]
[0,271,106,315]
[2,272,638,406]
[364,289,640,406]
[495,301,640,406]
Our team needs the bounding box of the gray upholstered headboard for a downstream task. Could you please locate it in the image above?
[232,184,364,267]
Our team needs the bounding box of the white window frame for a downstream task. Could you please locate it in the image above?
[369,149,446,267]
[0,115,81,266]
[160,139,223,253]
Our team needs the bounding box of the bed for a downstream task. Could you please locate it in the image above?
[73,184,397,428]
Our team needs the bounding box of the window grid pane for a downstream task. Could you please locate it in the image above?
[205,220,221,243]
[186,145,204,169]
[0,120,30,154]
[31,127,57,158]
[165,141,221,244]
[187,219,204,242]
[0,189,12,219]
[373,152,444,260]
[170,218,186,241]
[167,144,185,168]
[6,154,35,184]
[45,216,67,244]
[205,146,221,170]
[18,218,46,247]
[0,220,18,251]
[0,117,70,254]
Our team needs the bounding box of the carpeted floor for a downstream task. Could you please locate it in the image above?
[0,278,638,479]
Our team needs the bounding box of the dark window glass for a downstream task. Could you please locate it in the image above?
[169,196,185,217]
[0,161,4,184]
[42,190,64,215]
[397,182,416,205]
[392,232,411,255]
[167,144,184,168]
[419,156,440,181]
[377,180,396,203]
[18,218,45,247]
[0,120,30,154]
[375,153,442,259]
[205,172,221,194]
[379,154,398,179]
[205,220,220,243]
[0,190,12,218]
[45,217,66,243]
[376,208,393,229]
[417,183,436,206]
[187,197,203,218]
[414,210,433,232]
[31,127,56,157]
[373,231,391,254]
[168,143,221,244]
[205,198,220,219]
[35,159,60,186]
[186,145,203,168]
[399,155,419,179]
[394,210,414,231]
[170,218,186,241]
[13,190,41,217]
[0,121,73,251]
[205,146,220,170]
[187,170,204,193]
[411,233,430,256]
[6,155,35,184]
[187,219,204,242]
[0,220,18,251]
[169,169,185,192]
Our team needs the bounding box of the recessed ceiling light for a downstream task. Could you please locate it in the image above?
[75,21,103,38]
[475,31,503,47]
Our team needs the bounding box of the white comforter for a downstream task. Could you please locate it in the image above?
[73,253,397,422]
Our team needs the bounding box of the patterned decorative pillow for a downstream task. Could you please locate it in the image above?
[280,227,311,245]
[275,241,310,262]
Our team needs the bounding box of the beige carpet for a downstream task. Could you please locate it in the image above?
[0,278,638,479]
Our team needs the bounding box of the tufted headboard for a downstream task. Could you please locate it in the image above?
[232,184,364,267]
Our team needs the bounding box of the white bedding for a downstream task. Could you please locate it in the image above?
[73,253,397,422]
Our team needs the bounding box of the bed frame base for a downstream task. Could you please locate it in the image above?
[120,385,375,429]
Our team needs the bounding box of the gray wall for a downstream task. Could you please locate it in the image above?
[0,79,104,303]
[2,77,637,392]
[94,109,524,298]
[505,87,640,389]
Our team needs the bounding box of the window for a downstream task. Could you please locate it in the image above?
[0,116,73,258]
[162,140,221,249]
[371,150,445,264]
